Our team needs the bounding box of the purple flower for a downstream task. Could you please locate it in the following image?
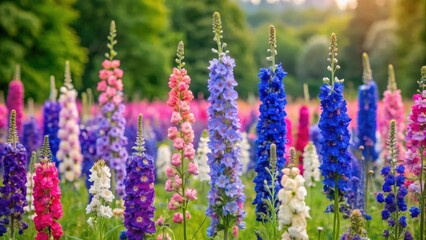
[43,101,61,169]
[22,116,41,165]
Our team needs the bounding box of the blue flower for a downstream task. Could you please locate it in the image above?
[253,64,287,221]
[399,216,407,228]
[376,193,385,203]
[409,206,420,218]
[42,101,61,169]
[381,210,390,220]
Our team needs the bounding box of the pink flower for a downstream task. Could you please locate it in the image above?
[107,75,117,86]
[174,175,182,187]
[171,111,182,124]
[177,81,188,91]
[157,234,171,240]
[113,68,124,78]
[115,80,123,91]
[97,80,107,91]
[171,153,182,167]
[168,198,180,210]
[232,225,239,238]
[167,127,178,140]
[112,95,122,106]
[165,180,173,192]
[184,144,195,160]
[102,60,112,69]
[186,211,191,219]
[156,216,165,226]
[166,167,176,178]
[172,193,185,203]
[111,60,120,68]
[106,87,117,97]
[188,162,198,175]
[173,213,184,223]
[173,138,184,150]
[185,188,197,201]
[99,69,109,79]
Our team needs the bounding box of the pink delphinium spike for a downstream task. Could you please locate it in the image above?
[380,64,405,162]
[7,65,24,135]
[295,105,310,174]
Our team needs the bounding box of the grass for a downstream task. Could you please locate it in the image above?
[3,171,421,240]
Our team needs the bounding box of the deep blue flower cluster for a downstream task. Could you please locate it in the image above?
[124,117,156,240]
[376,164,418,239]
[206,54,246,237]
[0,142,28,236]
[42,100,61,168]
[80,119,98,201]
[22,116,41,165]
[356,81,378,162]
[253,64,287,221]
[309,124,322,162]
[318,83,352,202]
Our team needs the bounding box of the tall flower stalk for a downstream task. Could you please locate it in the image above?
[278,147,310,240]
[22,99,41,165]
[296,105,310,174]
[7,65,24,136]
[253,25,288,221]
[165,41,197,240]
[405,66,426,240]
[380,65,405,162]
[319,33,352,240]
[377,120,419,240]
[43,76,61,169]
[0,110,28,238]
[33,136,64,240]
[206,12,246,239]
[96,20,128,198]
[86,159,114,240]
[124,114,156,239]
[303,142,321,188]
[57,61,83,182]
[24,152,36,220]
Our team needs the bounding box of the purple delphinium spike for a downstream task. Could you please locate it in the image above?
[7,65,24,136]
[206,12,246,239]
[43,76,61,169]
[22,100,41,166]
[96,21,128,197]
[124,114,156,239]
[0,110,28,237]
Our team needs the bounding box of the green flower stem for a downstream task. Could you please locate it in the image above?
[333,180,340,240]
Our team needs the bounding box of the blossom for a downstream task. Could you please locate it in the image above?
[0,110,28,237]
[33,136,63,240]
[356,53,378,163]
[340,209,370,240]
[96,22,128,197]
[253,47,288,220]
[278,166,310,240]
[193,130,211,182]
[80,119,98,201]
[302,142,320,188]
[22,116,41,165]
[6,65,24,135]
[206,13,246,238]
[86,160,114,227]
[124,114,156,239]
[42,78,61,169]
[380,65,405,162]
[57,61,83,182]
[296,105,310,174]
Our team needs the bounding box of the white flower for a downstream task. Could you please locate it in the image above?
[87,217,94,226]
[239,132,251,173]
[156,144,171,181]
[86,160,114,222]
[302,142,320,188]
[193,131,210,182]
[278,167,310,240]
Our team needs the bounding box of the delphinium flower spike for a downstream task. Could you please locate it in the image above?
[253,24,288,222]
[206,12,246,239]
[165,41,197,240]
[194,129,211,182]
[57,61,83,182]
[380,65,405,162]
[43,76,61,169]
[96,20,128,198]
[340,209,369,240]
[0,110,28,238]
[319,33,352,240]
[7,65,24,136]
[22,99,41,165]
[296,105,310,174]
[24,152,36,219]
[33,135,64,240]
[405,66,426,240]
[356,52,378,165]
[377,120,419,240]
[303,142,321,188]
[123,114,156,239]
[86,159,114,237]
[278,147,310,240]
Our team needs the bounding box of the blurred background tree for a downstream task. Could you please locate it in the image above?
[0,0,425,102]
[0,0,87,102]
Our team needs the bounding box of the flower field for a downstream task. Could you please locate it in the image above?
[0,10,425,240]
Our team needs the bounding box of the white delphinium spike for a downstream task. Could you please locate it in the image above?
[24,152,36,219]
[240,132,251,173]
[156,143,172,181]
[302,142,321,188]
[194,130,210,182]
[86,159,114,226]
[278,156,311,240]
